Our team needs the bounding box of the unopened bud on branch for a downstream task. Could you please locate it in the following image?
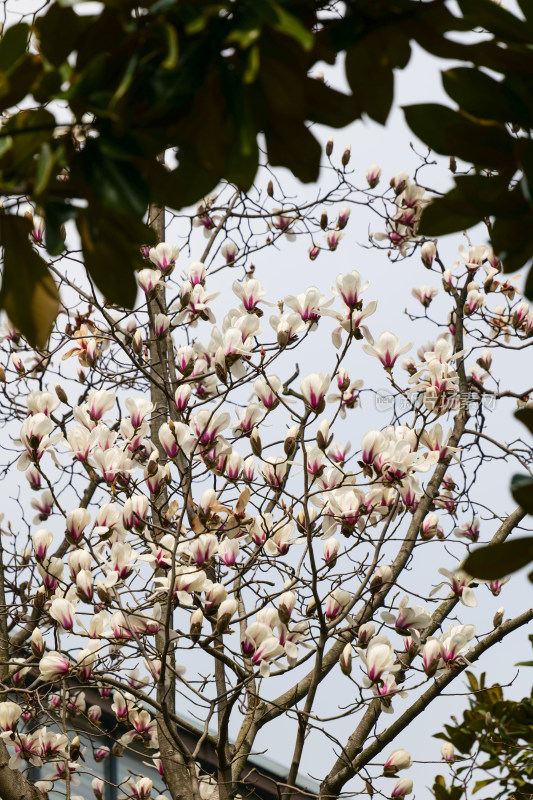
[54,384,68,404]
[341,146,351,167]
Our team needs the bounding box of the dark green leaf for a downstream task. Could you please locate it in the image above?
[525,264,533,301]
[0,23,30,72]
[442,67,530,126]
[268,0,314,51]
[265,119,321,184]
[478,758,502,769]
[0,54,41,113]
[447,729,476,754]
[226,26,261,51]
[76,208,154,308]
[517,139,533,205]
[304,79,361,129]
[43,199,77,256]
[150,152,218,211]
[403,103,515,167]
[75,139,150,217]
[419,174,530,236]
[0,24,41,113]
[459,0,533,43]
[259,53,306,118]
[32,69,63,104]
[464,537,533,580]
[473,779,496,794]
[516,408,533,438]
[35,5,83,67]
[465,672,479,693]
[162,22,179,69]
[149,0,178,13]
[34,143,55,197]
[432,776,464,800]
[346,27,410,125]
[419,199,483,237]
[433,784,450,800]
[491,214,533,273]
[0,215,59,348]
[0,109,56,174]
[511,474,533,513]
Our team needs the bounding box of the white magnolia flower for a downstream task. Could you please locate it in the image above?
[357,635,400,686]
[431,567,478,608]
[363,332,412,369]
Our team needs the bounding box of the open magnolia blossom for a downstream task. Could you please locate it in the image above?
[0,156,530,800]
[430,567,478,608]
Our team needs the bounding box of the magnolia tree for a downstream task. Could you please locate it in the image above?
[0,144,532,800]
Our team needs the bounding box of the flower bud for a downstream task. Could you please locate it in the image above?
[391,778,413,798]
[55,383,68,404]
[325,138,333,157]
[0,701,22,732]
[39,652,71,681]
[477,349,492,372]
[420,241,436,268]
[493,606,504,628]
[422,638,441,677]
[132,329,143,355]
[401,357,416,376]
[308,244,320,261]
[339,642,352,675]
[337,206,350,230]
[383,749,412,776]
[190,608,204,643]
[250,427,262,457]
[420,512,442,541]
[88,705,102,725]
[243,455,255,482]
[357,622,375,648]
[76,569,93,603]
[440,742,455,763]
[31,627,44,658]
[92,776,104,800]
[216,598,238,633]
[12,352,24,375]
[94,745,110,762]
[341,146,351,167]
[66,508,91,545]
[370,565,392,594]
[33,529,53,561]
[278,591,296,625]
[316,419,331,450]
[154,313,170,338]
[70,734,81,761]
[366,164,382,188]
[34,586,46,611]
[284,426,298,457]
[267,180,274,197]
[323,537,340,568]
[305,598,317,617]
[138,777,153,800]
[96,581,113,605]
[438,272,451,297]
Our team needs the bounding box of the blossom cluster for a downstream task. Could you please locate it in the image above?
[0,166,528,800]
